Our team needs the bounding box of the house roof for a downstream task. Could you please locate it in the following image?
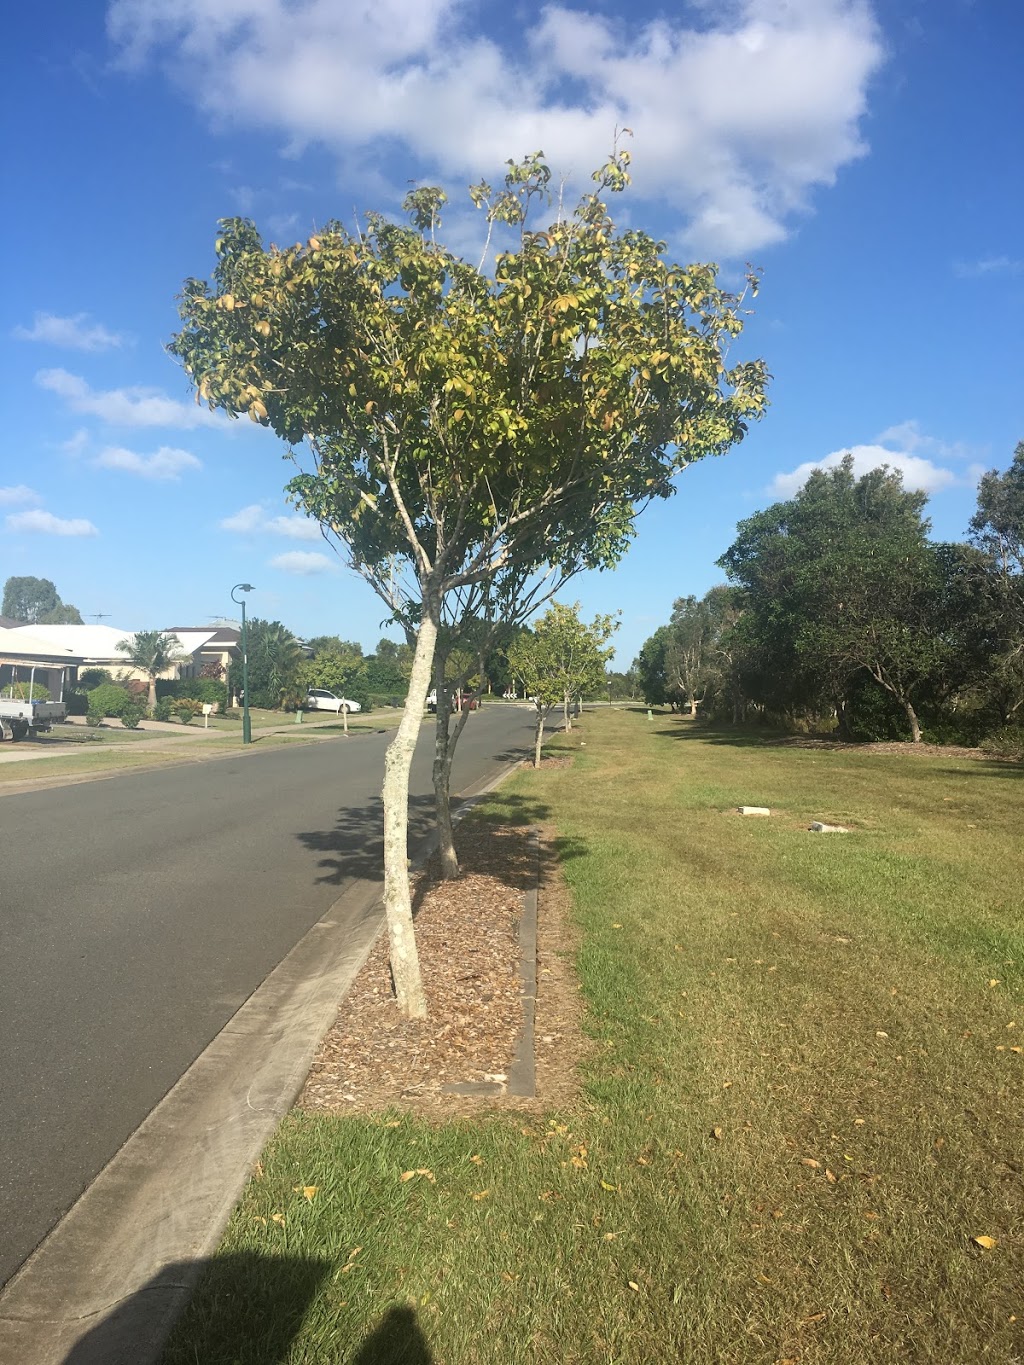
[164,625,241,648]
[0,629,79,665]
[1,623,136,662]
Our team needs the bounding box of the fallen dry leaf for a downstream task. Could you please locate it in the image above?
[972,1235,998,1250]
[712,1127,724,1141]
[600,1180,618,1192]
[801,1311,827,1325]
[628,1280,641,1292]
[471,1190,490,1201]
[400,1168,436,1184]
[293,1184,319,1201]
[800,1158,821,1169]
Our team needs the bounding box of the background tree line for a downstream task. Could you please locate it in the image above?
[634,445,1024,751]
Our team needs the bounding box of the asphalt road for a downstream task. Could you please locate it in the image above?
[0,706,535,1290]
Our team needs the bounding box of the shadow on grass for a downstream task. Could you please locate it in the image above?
[352,1305,433,1364]
[64,1253,331,1364]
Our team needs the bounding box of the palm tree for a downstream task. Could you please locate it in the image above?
[260,622,305,703]
[116,630,186,712]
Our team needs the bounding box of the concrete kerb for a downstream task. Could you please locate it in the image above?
[0,746,534,1365]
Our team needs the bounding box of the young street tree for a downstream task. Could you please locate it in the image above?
[508,602,618,765]
[115,630,185,712]
[171,149,768,1018]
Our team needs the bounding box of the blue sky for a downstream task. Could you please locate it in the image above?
[2,0,1021,665]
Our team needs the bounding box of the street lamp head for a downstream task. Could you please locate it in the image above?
[230,582,255,605]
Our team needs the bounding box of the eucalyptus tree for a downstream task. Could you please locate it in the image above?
[171,149,768,1017]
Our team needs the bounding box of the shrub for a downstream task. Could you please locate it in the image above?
[177,677,229,707]
[86,709,103,728]
[3,681,52,701]
[65,691,89,715]
[87,682,137,719]
[172,697,204,724]
[121,704,147,730]
[979,727,1024,762]
[154,698,174,722]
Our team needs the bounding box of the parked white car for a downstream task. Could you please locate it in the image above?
[305,689,362,714]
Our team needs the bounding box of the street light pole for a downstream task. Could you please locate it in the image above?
[231,583,254,744]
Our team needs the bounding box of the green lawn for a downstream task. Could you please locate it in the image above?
[164,712,1024,1364]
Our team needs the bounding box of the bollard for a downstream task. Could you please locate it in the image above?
[295,709,303,724]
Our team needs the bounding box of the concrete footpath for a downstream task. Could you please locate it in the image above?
[0,755,523,1365]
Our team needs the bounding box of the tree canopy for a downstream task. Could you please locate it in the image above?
[171,146,768,1017]
[3,576,83,625]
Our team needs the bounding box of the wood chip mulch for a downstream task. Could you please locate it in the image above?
[299,824,585,1118]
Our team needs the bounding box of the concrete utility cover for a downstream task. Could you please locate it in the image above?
[809,821,850,833]
[738,806,771,816]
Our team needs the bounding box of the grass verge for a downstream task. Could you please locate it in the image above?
[164,712,1023,1364]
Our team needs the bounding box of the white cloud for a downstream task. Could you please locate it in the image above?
[269,550,336,575]
[0,485,41,507]
[769,443,959,499]
[107,0,885,256]
[6,509,99,537]
[61,428,90,457]
[873,420,976,463]
[13,312,125,351]
[221,502,321,539]
[36,368,226,430]
[94,444,203,479]
[953,255,1024,279]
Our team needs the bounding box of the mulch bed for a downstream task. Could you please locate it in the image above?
[299,824,585,1118]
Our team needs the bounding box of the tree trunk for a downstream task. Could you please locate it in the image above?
[148,676,157,712]
[563,691,572,732]
[903,696,922,743]
[432,666,460,881]
[381,593,438,1019]
[533,707,546,768]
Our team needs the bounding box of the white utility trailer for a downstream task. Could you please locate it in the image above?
[0,662,68,741]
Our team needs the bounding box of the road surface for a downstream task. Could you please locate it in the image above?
[0,707,534,1289]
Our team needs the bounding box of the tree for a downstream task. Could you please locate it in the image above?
[509,603,617,764]
[229,619,305,708]
[171,148,767,1017]
[969,441,1024,723]
[115,631,186,712]
[38,601,84,624]
[4,576,58,623]
[634,626,673,707]
[306,636,364,662]
[664,595,716,715]
[720,455,949,741]
[297,651,371,710]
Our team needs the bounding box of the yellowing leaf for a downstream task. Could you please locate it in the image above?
[628,1280,641,1292]
[600,1180,618,1192]
[271,1212,285,1225]
[989,979,1001,988]
[972,1235,997,1250]
[471,1190,490,1201]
